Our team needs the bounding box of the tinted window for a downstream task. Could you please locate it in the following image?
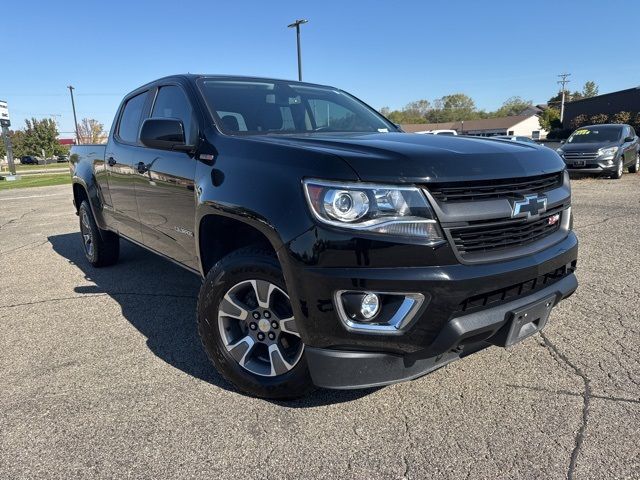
[152,86,196,143]
[118,92,147,143]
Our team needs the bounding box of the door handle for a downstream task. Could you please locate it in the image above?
[107,157,117,167]
[136,161,149,174]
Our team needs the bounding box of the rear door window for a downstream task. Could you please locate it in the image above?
[118,92,147,143]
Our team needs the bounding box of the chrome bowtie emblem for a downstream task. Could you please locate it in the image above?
[511,194,547,219]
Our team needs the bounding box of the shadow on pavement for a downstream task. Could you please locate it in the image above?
[49,232,376,407]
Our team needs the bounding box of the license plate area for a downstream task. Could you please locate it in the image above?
[571,160,586,167]
[491,295,556,347]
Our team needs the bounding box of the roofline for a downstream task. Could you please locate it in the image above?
[121,73,339,101]
[566,86,640,104]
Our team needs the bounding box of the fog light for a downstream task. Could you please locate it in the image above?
[360,293,380,319]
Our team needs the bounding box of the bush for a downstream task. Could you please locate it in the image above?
[570,114,589,129]
[589,113,610,125]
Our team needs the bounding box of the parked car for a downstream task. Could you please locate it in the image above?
[556,124,639,179]
[493,135,538,145]
[416,129,458,136]
[20,155,39,165]
[57,155,69,163]
[70,74,578,399]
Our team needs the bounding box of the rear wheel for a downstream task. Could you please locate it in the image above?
[197,247,314,399]
[78,200,119,267]
[629,153,639,174]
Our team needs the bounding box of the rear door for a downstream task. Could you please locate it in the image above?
[105,90,151,242]
[134,84,199,269]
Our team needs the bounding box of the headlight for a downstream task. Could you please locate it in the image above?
[597,146,618,158]
[303,179,444,242]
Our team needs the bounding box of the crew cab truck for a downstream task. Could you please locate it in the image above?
[70,75,578,399]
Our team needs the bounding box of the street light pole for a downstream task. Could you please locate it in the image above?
[287,19,308,81]
[67,85,80,144]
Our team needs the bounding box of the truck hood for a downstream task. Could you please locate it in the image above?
[248,132,565,183]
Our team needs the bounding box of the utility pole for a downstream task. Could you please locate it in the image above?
[287,19,308,81]
[557,73,571,124]
[67,85,80,144]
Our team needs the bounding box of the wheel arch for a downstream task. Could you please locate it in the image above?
[196,209,286,277]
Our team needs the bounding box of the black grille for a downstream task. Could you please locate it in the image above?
[457,261,577,313]
[449,206,564,256]
[427,172,563,203]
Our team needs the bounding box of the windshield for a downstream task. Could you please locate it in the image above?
[197,78,396,135]
[567,126,622,144]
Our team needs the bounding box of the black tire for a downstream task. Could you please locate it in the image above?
[78,200,119,267]
[629,153,639,174]
[197,246,315,399]
[611,158,624,179]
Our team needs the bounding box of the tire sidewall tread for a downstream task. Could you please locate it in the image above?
[197,246,314,399]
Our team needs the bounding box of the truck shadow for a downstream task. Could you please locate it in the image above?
[48,233,376,407]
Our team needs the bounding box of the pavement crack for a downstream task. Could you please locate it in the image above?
[0,239,50,255]
[539,331,591,480]
[0,291,197,310]
[574,214,631,231]
[0,208,37,230]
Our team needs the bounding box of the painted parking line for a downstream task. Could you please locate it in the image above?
[0,192,69,201]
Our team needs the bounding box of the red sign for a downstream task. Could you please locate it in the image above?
[58,138,76,145]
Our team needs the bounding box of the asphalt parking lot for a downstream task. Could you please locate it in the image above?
[1,176,639,479]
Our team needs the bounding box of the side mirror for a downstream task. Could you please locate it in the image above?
[140,118,191,151]
[624,136,634,142]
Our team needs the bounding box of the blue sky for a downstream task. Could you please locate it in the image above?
[2,0,638,137]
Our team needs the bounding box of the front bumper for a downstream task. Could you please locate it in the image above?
[306,273,577,389]
[281,230,578,389]
[565,158,617,174]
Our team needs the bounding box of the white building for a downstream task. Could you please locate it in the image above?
[402,114,548,139]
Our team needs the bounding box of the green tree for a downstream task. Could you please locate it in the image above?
[538,108,562,131]
[427,93,477,122]
[494,96,533,117]
[581,81,599,98]
[404,99,431,120]
[22,118,65,157]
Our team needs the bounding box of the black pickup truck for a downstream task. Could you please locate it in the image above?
[70,75,578,399]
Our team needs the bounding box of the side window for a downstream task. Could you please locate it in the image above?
[630,127,637,138]
[152,86,196,144]
[118,92,147,143]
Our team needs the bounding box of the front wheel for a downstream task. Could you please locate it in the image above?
[611,158,624,179]
[629,153,639,174]
[197,247,314,399]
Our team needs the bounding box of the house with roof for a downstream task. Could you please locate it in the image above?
[401,114,548,139]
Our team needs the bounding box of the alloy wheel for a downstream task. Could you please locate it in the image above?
[217,279,304,377]
[635,154,639,172]
[618,159,623,178]
[80,211,94,257]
